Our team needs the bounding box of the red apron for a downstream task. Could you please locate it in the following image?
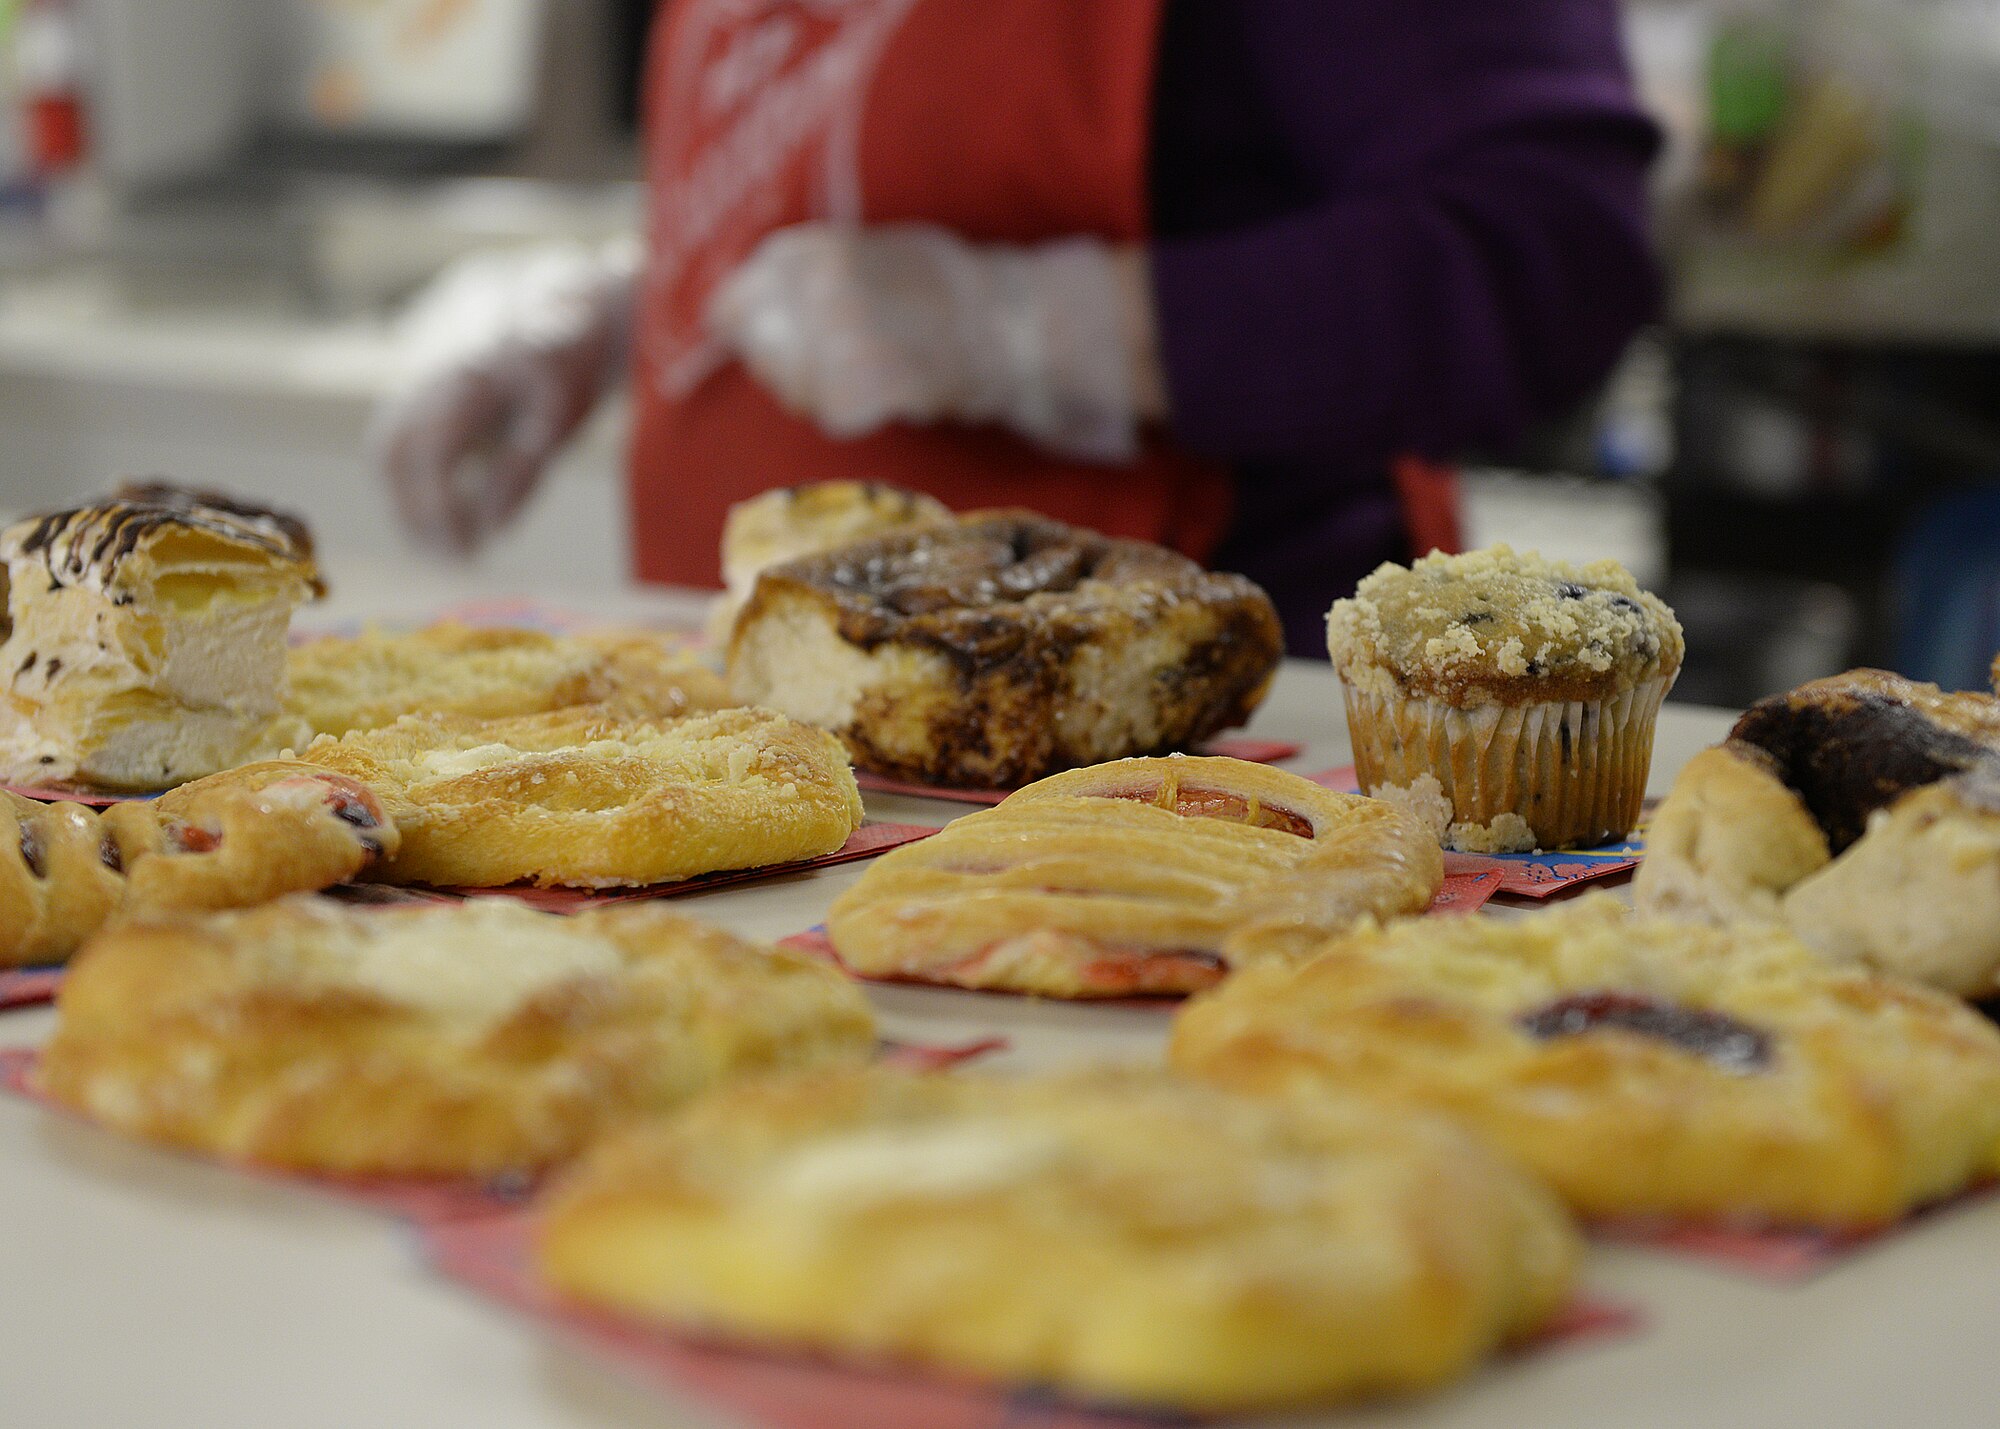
[627,0,1233,589]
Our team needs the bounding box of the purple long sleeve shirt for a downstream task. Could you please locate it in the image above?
[1148,0,1663,652]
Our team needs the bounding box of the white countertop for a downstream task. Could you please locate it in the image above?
[0,593,1986,1429]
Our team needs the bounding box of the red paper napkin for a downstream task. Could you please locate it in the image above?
[1305,768,1644,898]
[419,1211,1637,1429]
[853,737,1306,805]
[1590,1181,2000,1282]
[0,967,63,1011]
[1,783,149,806]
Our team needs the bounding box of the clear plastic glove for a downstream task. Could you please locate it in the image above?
[707,223,1161,463]
[372,239,640,555]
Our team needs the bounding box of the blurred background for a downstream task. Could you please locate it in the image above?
[0,0,1995,703]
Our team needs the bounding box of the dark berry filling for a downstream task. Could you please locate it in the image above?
[1518,991,1772,1073]
[18,825,46,879]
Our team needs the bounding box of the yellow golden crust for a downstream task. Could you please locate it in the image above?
[0,763,395,967]
[1633,742,1832,925]
[39,897,877,1176]
[1175,896,2000,1227]
[537,1066,1578,1414]
[829,756,1442,997]
[282,623,729,740]
[298,705,863,889]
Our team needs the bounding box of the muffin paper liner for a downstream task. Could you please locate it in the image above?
[1306,768,1647,898]
[1340,676,1670,855]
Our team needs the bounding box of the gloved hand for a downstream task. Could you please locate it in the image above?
[372,239,640,555]
[707,223,1163,463]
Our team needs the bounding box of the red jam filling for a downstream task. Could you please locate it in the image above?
[1097,785,1314,838]
[1517,991,1771,1073]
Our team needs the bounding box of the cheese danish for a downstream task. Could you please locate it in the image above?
[39,897,876,1176]
[538,1066,1579,1414]
[299,705,864,889]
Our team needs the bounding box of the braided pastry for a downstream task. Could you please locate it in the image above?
[1635,669,2000,995]
[729,510,1284,788]
[0,762,395,967]
[828,756,1442,997]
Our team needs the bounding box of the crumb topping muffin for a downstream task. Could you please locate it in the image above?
[1328,546,1683,708]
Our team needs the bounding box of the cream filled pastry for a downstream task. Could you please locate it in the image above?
[0,487,320,790]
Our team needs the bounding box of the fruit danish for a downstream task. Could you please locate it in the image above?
[1,762,395,967]
[1175,895,2000,1226]
[728,510,1284,788]
[298,705,863,889]
[828,756,1442,997]
[282,622,729,740]
[0,486,321,790]
[1635,669,2000,995]
[538,1066,1579,1414]
[39,898,876,1176]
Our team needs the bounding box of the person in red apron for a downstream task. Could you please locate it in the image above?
[378,0,1660,653]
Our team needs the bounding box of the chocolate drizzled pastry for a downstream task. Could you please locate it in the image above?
[729,510,1284,788]
[10,483,321,597]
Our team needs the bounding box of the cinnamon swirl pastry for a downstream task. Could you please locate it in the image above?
[0,486,320,790]
[0,762,394,967]
[1636,669,2000,995]
[728,511,1284,788]
[708,481,951,643]
[828,756,1441,997]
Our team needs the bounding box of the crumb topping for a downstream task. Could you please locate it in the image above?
[1327,546,1683,706]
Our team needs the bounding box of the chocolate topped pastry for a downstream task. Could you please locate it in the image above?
[1728,669,2000,852]
[728,509,1283,789]
[1638,668,2000,997]
[0,486,321,790]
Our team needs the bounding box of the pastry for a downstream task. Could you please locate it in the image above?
[39,897,876,1176]
[0,487,321,790]
[299,705,863,889]
[1636,670,2000,995]
[708,481,950,643]
[282,622,729,740]
[1175,895,2000,1226]
[1,762,394,967]
[537,1066,1578,1414]
[1327,545,1683,852]
[728,510,1284,788]
[828,756,1441,996]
